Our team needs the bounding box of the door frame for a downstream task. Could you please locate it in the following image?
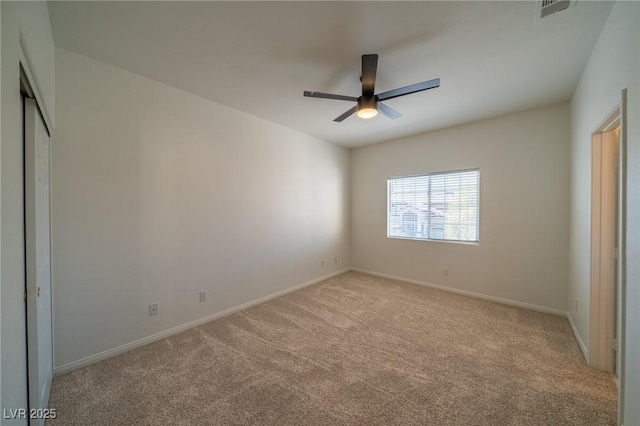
[589,105,619,373]
[589,90,627,425]
[20,51,55,423]
[19,49,54,132]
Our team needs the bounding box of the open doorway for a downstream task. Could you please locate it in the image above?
[589,100,624,381]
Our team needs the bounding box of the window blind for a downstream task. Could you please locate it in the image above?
[387,169,480,242]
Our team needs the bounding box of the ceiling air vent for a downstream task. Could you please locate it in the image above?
[540,0,570,18]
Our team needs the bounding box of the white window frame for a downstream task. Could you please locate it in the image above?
[387,168,480,244]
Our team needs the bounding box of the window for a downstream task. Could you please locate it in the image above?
[387,169,480,243]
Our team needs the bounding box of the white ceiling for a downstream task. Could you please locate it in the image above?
[48,1,613,148]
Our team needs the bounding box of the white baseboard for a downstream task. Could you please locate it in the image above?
[566,312,588,361]
[352,268,567,317]
[54,268,351,376]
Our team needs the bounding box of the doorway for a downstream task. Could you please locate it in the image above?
[589,102,623,377]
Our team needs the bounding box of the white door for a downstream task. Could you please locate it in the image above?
[24,97,53,424]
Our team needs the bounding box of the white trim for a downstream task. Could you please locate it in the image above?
[591,95,622,135]
[53,268,350,375]
[617,88,627,426]
[352,268,567,316]
[18,46,53,133]
[567,312,588,360]
[388,167,480,180]
[387,236,480,246]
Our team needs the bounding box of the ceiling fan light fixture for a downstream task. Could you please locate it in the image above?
[357,96,378,119]
[357,107,378,119]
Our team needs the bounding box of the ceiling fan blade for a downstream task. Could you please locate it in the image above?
[333,105,357,122]
[304,91,358,102]
[377,78,441,101]
[378,102,401,120]
[361,54,378,97]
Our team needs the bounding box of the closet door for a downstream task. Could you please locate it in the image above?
[25,97,53,424]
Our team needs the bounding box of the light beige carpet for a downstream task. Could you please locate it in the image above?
[48,272,616,425]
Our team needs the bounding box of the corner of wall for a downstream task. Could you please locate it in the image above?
[566,311,588,361]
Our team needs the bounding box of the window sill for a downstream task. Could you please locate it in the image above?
[387,236,479,246]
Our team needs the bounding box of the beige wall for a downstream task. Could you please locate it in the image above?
[51,48,351,371]
[569,2,640,423]
[351,103,570,312]
[1,2,55,423]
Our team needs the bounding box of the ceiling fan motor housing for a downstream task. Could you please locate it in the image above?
[358,96,379,111]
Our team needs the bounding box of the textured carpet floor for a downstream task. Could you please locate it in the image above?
[48,272,617,425]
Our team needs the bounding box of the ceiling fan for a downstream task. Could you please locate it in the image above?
[304,54,440,122]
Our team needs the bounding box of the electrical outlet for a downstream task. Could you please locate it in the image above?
[149,303,159,316]
[199,291,207,302]
[443,267,449,276]
[334,257,338,264]
[321,260,325,267]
